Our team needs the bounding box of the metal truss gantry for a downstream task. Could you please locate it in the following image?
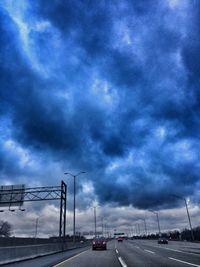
[0,181,67,239]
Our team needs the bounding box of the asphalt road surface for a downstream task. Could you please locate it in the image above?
[53,239,200,267]
[52,241,121,267]
[4,239,200,267]
[115,239,200,267]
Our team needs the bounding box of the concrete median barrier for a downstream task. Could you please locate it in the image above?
[0,241,90,265]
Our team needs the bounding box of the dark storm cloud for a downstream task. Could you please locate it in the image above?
[181,3,200,79]
[0,0,200,210]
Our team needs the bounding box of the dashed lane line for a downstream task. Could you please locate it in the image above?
[131,242,199,257]
[126,242,200,266]
[115,247,128,266]
[161,247,182,253]
[52,250,88,267]
[168,257,200,267]
[144,249,155,254]
[157,246,200,256]
[118,256,128,267]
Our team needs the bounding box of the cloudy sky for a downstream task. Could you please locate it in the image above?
[0,0,200,237]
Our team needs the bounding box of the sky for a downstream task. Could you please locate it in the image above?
[0,0,200,237]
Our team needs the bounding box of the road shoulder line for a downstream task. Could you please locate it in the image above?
[53,250,88,267]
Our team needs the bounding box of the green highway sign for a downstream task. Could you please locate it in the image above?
[114,233,124,235]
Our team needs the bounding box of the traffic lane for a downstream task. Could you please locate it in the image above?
[128,239,200,256]
[4,246,90,267]
[130,239,200,253]
[159,240,200,255]
[116,240,200,267]
[53,241,121,267]
[128,240,200,266]
[115,240,178,267]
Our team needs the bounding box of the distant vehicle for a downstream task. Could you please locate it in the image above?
[158,237,168,244]
[117,236,123,242]
[92,237,107,250]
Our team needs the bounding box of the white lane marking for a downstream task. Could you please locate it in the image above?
[159,246,199,256]
[168,257,200,267]
[116,249,119,254]
[118,256,128,267]
[135,246,140,249]
[161,247,182,253]
[52,250,88,267]
[144,249,155,254]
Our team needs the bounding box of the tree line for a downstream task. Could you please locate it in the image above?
[0,221,12,237]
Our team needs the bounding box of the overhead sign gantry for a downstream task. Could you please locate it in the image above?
[0,181,67,239]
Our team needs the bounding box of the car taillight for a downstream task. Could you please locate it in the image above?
[103,242,106,244]
[93,241,96,244]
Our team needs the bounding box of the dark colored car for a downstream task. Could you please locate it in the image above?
[158,237,168,244]
[117,236,123,242]
[92,237,107,250]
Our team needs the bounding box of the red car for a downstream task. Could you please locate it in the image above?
[117,236,123,242]
[92,237,107,250]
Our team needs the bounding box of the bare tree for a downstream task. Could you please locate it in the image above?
[0,221,12,237]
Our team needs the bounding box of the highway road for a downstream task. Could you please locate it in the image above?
[4,239,200,267]
[52,239,200,267]
[52,241,121,267]
[115,239,200,267]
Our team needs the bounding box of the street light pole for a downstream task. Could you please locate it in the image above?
[184,198,194,241]
[35,217,39,239]
[135,224,139,236]
[104,221,108,237]
[150,210,161,236]
[140,218,147,236]
[137,223,140,236]
[64,171,86,244]
[144,218,147,236]
[73,175,76,242]
[35,215,43,239]
[156,213,161,236]
[94,206,97,237]
[170,194,194,241]
[101,217,104,236]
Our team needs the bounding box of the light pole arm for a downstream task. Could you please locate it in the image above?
[64,171,86,178]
